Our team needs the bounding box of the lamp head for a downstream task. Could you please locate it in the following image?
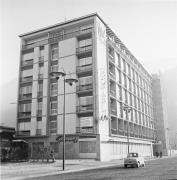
[65,78,78,86]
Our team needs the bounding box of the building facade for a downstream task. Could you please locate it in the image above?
[17,13,154,161]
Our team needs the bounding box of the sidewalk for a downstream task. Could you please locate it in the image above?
[0,156,159,180]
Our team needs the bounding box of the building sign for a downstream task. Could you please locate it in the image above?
[56,135,79,143]
[96,17,109,136]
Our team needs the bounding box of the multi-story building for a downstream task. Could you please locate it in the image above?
[17,13,154,161]
[152,74,169,155]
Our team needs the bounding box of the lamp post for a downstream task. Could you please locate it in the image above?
[122,105,132,154]
[50,71,78,171]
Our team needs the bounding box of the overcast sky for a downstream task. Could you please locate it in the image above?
[0,0,177,86]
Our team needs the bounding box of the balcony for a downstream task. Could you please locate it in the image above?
[76,127,94,134]
[76,64,92,76]
[20,76,33,84]
[76,27,93,39]
[21,60,33,67]
[19,93,32,101]
[18,112,31,119]
[76,45,92,57]
[76,104,93,114]
[76,84,93,95]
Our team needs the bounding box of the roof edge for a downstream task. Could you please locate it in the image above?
[19,12,105,38]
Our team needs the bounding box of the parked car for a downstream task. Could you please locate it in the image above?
[124,152,145,168]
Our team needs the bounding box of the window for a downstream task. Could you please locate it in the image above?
[50,101,57,114]
[50,83,58,96]
[51,65,58,72]
[38,82,43,93]
[19,122,30,131]
[50,121,57,134]
[51,43,58,61]
[36,121,42,135]
[79,141,96,153]
[39,66,44,75]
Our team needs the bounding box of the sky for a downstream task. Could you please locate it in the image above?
[0,0,177,86]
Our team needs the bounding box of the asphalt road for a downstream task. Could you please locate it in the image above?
[28,157,177,180]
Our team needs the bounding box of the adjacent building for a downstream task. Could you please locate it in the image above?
[17,13,154,161]
[152,74,169,155]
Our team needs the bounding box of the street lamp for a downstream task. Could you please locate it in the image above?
[50,71,78,171]
[122,105,132,154]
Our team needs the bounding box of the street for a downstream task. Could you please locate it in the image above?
[29,157,177,180]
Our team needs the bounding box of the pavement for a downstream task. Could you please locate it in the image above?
[0,156,166,180]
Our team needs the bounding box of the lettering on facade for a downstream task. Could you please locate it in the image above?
[97,23,106,45]
[99,68,108,120]
[56,135,79,143]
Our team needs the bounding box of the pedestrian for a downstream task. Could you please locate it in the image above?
[160,152,162,158]
[50,148,55,163]
[156,152,159,158]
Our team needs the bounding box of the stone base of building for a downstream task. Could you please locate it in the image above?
[17,134,153,161]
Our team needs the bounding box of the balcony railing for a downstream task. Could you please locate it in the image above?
[19,93,32,100]
[76,64,92,74]
[20,77,33,83]
[76,84,93,92]
[50,109,57,115]
[18,112,31,119]
[76,104,93,113]
[76,45,92,55]
[21,60,33,67]
[76,127,94,134]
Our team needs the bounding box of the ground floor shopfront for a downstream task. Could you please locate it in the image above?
[19,134,153,161]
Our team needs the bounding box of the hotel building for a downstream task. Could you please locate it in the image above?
[17,13,154,161]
